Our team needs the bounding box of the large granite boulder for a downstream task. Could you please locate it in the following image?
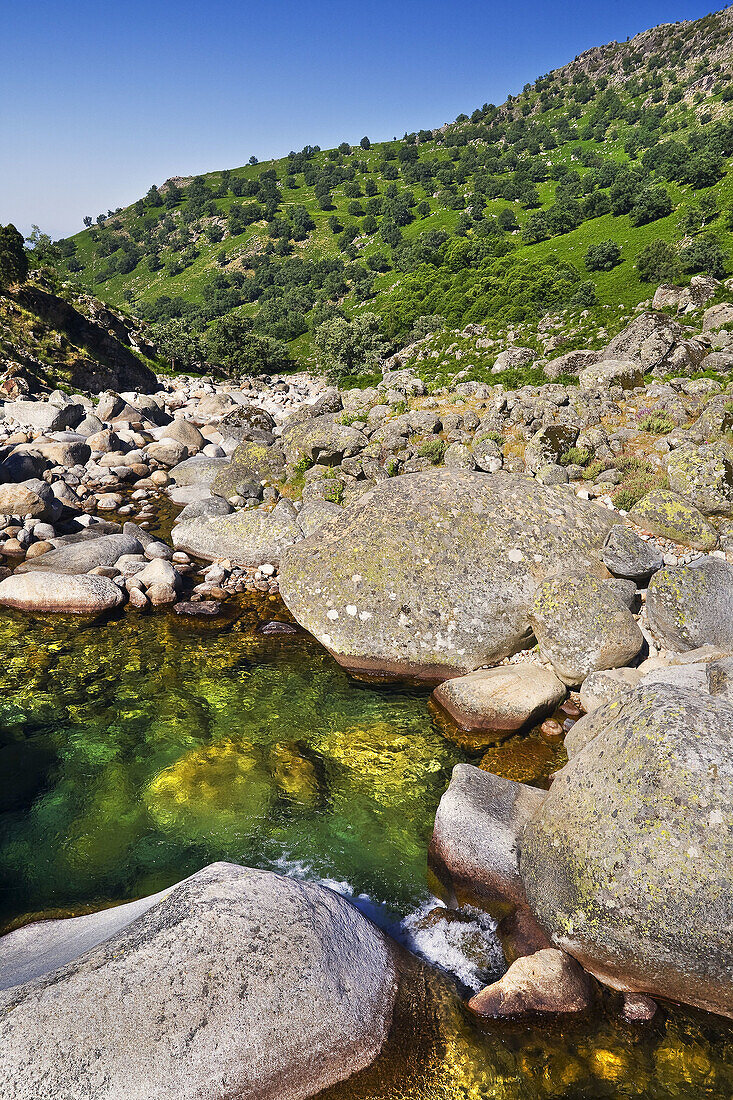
[210,441,286,499]
[528,572,644,685]
[173,501,303,566]
[0,571,125,614]
[279,471,617,681]
[600,312,682,371]
[666,443,733,516]
[646,557,733,650]
[0,862,412,1100]
[521,685,733,1019]
[16,532,141,575]
[629,488,718,550]
[282,414,368,468]
[601,525,663,582]
[0,478,60,521]
[578,360,644,392]
[3,399,83,432]
[218,403,275,442]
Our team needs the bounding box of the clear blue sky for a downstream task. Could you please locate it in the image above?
[1,0,722,239]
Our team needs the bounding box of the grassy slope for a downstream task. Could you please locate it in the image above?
[61,6,733,365]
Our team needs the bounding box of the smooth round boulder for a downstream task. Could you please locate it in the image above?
[521,685,733,1019]
[0,863,410,1100]
[0,571,124,614]
[432,664,565,734]
[468,949,592,1018]
[279,471,617,682]
[16,532,141,575]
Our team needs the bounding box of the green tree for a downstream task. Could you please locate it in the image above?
[679,235,726,278]
[635,240,680,283]
[584,240,622,271]
[0,224,29,290]
[314,312,389,381]
[360,136,371,150]
[149,318,205,372]
[205,315,291,375]
[629,186,673,227]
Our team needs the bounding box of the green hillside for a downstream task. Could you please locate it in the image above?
[58,5,733,375]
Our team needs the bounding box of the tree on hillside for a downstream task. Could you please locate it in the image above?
[205,314,291,375]
[0,224,29,290]
[314,313,388,382]
[360,136,371,150]
[679,235,726,278]
[149,319,205,372]
[83,215,93,228]
[584,240,622,271]
[635,240,680,284]
[629,186,673,227]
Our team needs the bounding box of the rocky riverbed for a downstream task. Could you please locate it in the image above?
[1,298,733,1097]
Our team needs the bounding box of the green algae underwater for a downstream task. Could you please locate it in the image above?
[0,597,731,1100]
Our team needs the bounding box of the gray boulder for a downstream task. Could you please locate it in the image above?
[601,525,663,582]
[578,666,642,712]
[3,400,82,432]
[218,404,275,442]
[279,471,617,681]
[601,312,682,371]
[667,443,733,516]
[0,479,60,521]
[173,501,302,566]
[210,441,286,499]
[17,532,141,575]
[0,571,124,614]
[521,685,733,1019]
[646,557,733,650]
[0,862,411,1100]
[297,500,344,537]
[629,489,718,550]
[282,414,367,468]
[578,359,644,392]
[528,572,644,685]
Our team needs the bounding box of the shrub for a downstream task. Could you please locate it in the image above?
[635,240,680,284]
[584,240,621,272]
[417,439,446,464]
[638,412,675,434]
[559,446,592,467]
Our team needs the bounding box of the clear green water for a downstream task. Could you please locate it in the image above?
[1,600,732,1099]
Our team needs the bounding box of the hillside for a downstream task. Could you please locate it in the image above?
[58,5,733,378]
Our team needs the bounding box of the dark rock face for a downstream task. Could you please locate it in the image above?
[646,557,733,650]
[0,863,406,1100]
[15,285,158,394]
[279,471,617,681]
[520,686,733,1019]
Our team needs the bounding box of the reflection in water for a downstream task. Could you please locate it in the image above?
[0,599,731,1098]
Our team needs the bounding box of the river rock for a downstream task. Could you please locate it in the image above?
[521,685,733,1019]
[578,666,642,712]
[432,665,565,734]
[210,441,286,498]
[173,501,303,567]
[666,443,733,516]
[282,414,368,468]
[297,500,344,537]
[429,763,546,914]
[528,572,644,685]
[0,862,409,1100]
[0,479,59,521]
[17,532,141,575]
[218,404,275,442]
[279,471,617,681]
[601,525,663,581]
[3,399,82,432]
[629,489,718,550]
[646,557,733,650]
[159,418,205,452]
[468,949,592,1018]
[0,571,125,614]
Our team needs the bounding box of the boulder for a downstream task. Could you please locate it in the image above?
[173,502,303,567]
[0,571,124,614]
[0,862,411,1100]
[468,949,592,1018]
[12,440,90,467]
[491,347,535,373]
[3,399,82,432]
[297,500,344,537]
[0,479,59,521]
[521,686,733,1019]
[429,763,546,914]
[646,557,733,650]
[210,441,286,499]
[601,312,682,370]
[578,666,642,712]
[601,525,663,582]
[279,471,617,681]
[523,424,577,474]
[169,455,230,488]
[528,572,644,685]
[666,443,733,516]
[282,414,368,468]
[629,489,718,550]
[432,665,565,734]
[218,404,275,442]
[703,303,733,331]
[578,359,644,392]
[159,419,205,452]
[16,532,141,575]
[544,349,600,381]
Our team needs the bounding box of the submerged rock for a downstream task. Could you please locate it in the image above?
[468,948,592,1018]
[521,685,733,1019]
[0,862,410,1100]
[279,470,617,681]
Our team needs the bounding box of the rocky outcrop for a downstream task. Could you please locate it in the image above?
[279,471,617,681]
[0,862,412,1100]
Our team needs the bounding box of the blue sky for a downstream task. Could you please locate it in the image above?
[1,0,721,238]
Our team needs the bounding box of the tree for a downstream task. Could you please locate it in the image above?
[205,314,291,375]
[360,136,371,150]
[249,155,259,165]
[313,312,389,382]
[149,318,205,372]
[629,186,673,227]
[0,224,29,290]
[497,207,518,232]
[584,240,622,271]
[83,215,93,228]
[635,240,679,283]
[679,235,726,279]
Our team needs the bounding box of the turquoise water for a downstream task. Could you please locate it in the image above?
[1,599,732,1099]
